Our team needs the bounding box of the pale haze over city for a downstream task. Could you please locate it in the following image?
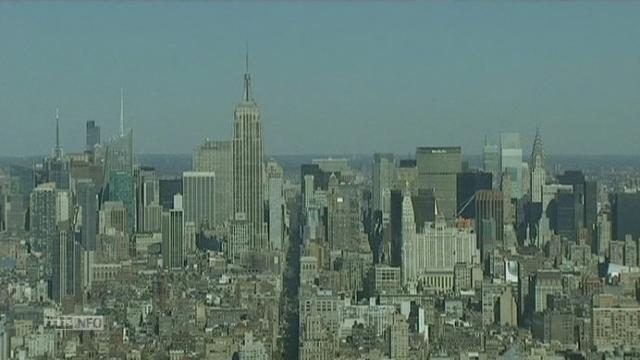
[1,2,639,156]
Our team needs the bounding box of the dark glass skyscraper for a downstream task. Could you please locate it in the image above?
[86,120,100,152]
[108,171,135,234]
[555,191,581,242]
[51,221,75,304]
[613,192,640,241]
[456,171,493,219]
[77,179,98,251]
[475,190,504,258]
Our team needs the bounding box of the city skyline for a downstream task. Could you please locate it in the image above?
[1,2,640,156]
[3,2,640,359]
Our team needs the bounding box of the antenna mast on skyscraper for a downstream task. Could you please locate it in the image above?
[245,41,249,74]
[53,108,63,160]
[120,88,125,137]
[55,108,60,150]
[243,43,252,102]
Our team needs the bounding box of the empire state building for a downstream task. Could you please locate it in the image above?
[232,53,266,253]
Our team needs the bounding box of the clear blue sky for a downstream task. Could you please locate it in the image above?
[0,1,639,157]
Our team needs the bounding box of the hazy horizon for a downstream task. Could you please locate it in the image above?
[1,2,639,156]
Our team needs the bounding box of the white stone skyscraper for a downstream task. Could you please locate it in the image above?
[372,153,395,215]
[233,51,265,252]
[266,160,284,251]
[529,128,545,246]
[401,191,416,288]
[500,133,523,199]
[193,140,233,226]
[530,128,545,204]
[182,171,216,230]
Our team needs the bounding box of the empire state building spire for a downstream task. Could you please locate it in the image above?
[233,46,265,254]
[243,45,253,103]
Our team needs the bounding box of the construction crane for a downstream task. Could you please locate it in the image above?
[456,192,477,218]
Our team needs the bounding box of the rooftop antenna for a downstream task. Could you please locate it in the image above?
[55,108,60,150]
[53,108,63,160]
[245,41,249,74]
[120,88,124,137]
[243,43,252,102]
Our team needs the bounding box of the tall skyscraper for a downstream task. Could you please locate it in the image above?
[51,220,75,303]
[85,120,101,152]
[475,190,504,258]
[529,129,545,244]
[555,170,590,243]
[393,159,418,195]
[613,192,640,241]
[530,129,545,204]
[539,184,573,244]
[159,177,182,210]
[76,179,98,251]
[482,137,500,189]
[29,183,58,254]
[596,214,611,257]
[162,200,184,270]
[135,166,159,232]
[97,202,128,263]
[584,180,598,234]
[182,171,216,230]
[233,52,265,251]
[372,153,395,214]
[104,90,134,177]
[4,193,26,234]
[500,133,523,199]
[266,160,284,251]
[327,177,365,251]
[108,171,135,234]
[401,191,416,287]
[143,203,163,233]
[555,190,581,242]
[43,108,71,190]
[456,171,493,219]
[193,140,233,226]
[416,146,462,220]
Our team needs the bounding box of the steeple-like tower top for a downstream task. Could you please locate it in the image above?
[401,191,415,227]
[531,127,544,170]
